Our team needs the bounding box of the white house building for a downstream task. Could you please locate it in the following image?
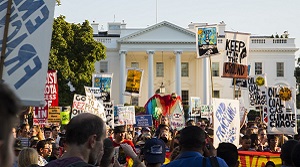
[91,21,298,107]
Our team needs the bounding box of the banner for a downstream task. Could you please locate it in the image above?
[222,31,250,79]
[170,100,185,131]
[71,94,86,118]
[213,98,240,148]
[196,27,218,58]
[189,97,201,116]
[103,101,114,128]
[115,106,136,125]
[266,86,297,135]
[60,106,71,125]
[124,68,144,96]
[47,106,60,124]
[0,0,56,106]
[92,73,113,102]
[33,70,58,125]
[248,74,267,107]
[238,151,281,167]
[135,115,153,127]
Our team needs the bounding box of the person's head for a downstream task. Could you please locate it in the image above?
[30,125,44,141]
[265,161,275,167]
[258,128,267,139]
[142,138,166,166]
[18,148,39,167]
[240,135,251,151]
[179,126,205,152]
[250,133,259,149]
[155,124,170,137]
[160,116,169,126]
[251,123,258,134]
[113,126,126,143]
[99,138,114,167]
[51,126,60,139]
[66,113,106,165]
[36,140,52,158]
[12,127,17,139]
[291,142,300,167]
[141,127,151,135]
[185,119,196,127]
[20,123,30,138]
[197,120,207,130]
[0,83,22,167]
[267,135,279,150]
[43,127,52,139]
[217,142,239,167]
[280,139,299,166]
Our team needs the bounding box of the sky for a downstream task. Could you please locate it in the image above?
[54,0,300,58]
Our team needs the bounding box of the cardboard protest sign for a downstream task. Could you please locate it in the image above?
[196,27,218,58]
[213,98,240,148]
[135,115,153,127]
[267,86,297,135]
[222,31,250,79]
[0,0,56,106]
[103,101,114,128]
[170,100,185,131]
[84,86,101,101]
[47,106,60,124]
[200,105,213,118]
[248,74,267,107]
[189,97,201,116]
[92,73,113,102]
[115,106,136,125]
[124,68,143,96]
[71,94,86,118]
[60,106,70,125]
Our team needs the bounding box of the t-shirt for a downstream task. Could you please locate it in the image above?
[45,157,94,167]
[109,137,136,152]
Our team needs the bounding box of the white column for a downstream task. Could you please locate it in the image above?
[203,57,209,105]
[147,50,155,98]
[119,50,127,104]
[174,50,182,97]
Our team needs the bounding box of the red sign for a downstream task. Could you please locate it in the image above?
[33,70,58,125]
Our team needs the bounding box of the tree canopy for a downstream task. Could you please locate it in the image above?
[48,16,106,106]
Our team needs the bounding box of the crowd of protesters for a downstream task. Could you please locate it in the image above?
[1,81,300,167]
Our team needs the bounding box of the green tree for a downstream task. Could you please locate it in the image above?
[48,16,106,106]
[294,58,300,108]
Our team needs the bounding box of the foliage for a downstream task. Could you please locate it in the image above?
[48,16,106,106]
[294,58,300,108]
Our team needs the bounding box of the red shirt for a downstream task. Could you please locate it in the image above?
[109,137,136,153]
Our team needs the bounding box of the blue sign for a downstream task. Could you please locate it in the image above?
[135,115,152,127]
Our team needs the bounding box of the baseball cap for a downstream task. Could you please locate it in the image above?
[143,138,166,164]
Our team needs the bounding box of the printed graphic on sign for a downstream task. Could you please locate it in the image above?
[92,73,113,102]
[116,106,136,125]
[135,115,153,127]
[213,98,240,148]
[60,106,70,125]
[196,27,218,58]
[189,97,201,116]
[0,0,56,106]
[267,86,297,135]
[170,101,185,131]
[125,68,144,96]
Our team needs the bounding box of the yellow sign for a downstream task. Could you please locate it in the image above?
[125,69,142,94]
[48,106,61,124]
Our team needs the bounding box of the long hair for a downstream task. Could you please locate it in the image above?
[18,148,39,167]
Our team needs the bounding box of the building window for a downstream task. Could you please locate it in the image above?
[213,90,220,98]
[212,62,219,77]
[131,96,139,106]
[131,62,139,68]
[277,62,284,77]
[181,90,189,106]
[100,61,108,73]
[181,62,189,77]
[255,62,262,75]
[156,62,164,77]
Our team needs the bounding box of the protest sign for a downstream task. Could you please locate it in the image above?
[60,106,70,125]
[248,74,267,107]
[222,31,250,79]
[213,98,240,148]
[92,73,113,102]
[135,115,153,127]
[103,101,114,128]
[84,87,106,121]
[84,86,101,101]
[200,105,213,118]
[196,27,218,58]
[170,100,185,131]
[124,68,144,96]
[189,97,201,116]
[71,94,86,118]
[0,0,56,106]
[47,106,60,124]
[115,106,136,125]
[267,86,297,135]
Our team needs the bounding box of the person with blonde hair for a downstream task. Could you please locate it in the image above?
[30,125,45,141]
[18,148,39,167]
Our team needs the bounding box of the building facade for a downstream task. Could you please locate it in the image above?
[92,21,298,107]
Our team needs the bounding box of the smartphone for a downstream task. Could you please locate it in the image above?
[118,146,127,164]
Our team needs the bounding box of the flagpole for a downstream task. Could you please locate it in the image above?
[0,0,13,80]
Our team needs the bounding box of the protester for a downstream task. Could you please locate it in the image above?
[98,138,114,167]
[265,161,275,167]
[238,135,255,151]
[30,125,45,141]
[111,125,136,150]
[280,139,299,167]
[257,128,268,151]
[45,113,106,167]
[291,142,300,167]
[264,135,281,152]
[13,138,23,167]
[44,127,52,139]
[161,126,228,167]
[51,125,61,145]
[250,134,259,151]
[0,83,22,167]
[185,119,196,127]
[18,148,39,167]
[36,140,52,166]
[217,142,239,167]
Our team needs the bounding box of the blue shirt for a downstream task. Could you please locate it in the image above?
[161,151,229,167]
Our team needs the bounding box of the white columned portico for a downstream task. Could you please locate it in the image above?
[147,50,155,98]
[203,57,209,105]
[174,50,182,97]
[119,50,127,104]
